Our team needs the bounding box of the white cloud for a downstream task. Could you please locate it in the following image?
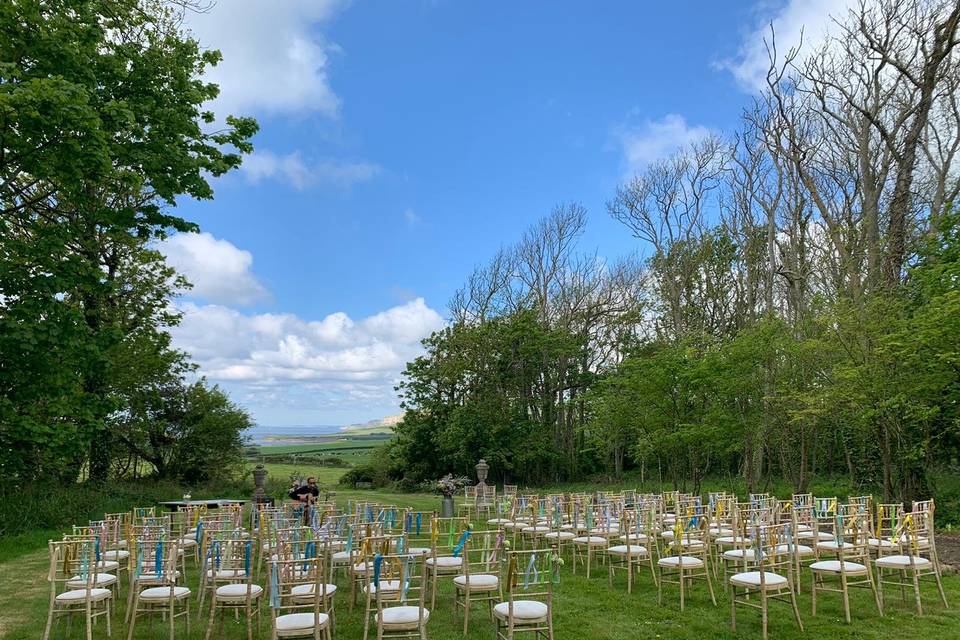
[617,114,714,176]
[183,0,345,116]
[403,208,422,226]
[720,0,858,92]
[159,232,269,306]
[170,298,446,416]
[241,150,381,189]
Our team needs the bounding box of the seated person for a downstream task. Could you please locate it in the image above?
[288,476,320,503]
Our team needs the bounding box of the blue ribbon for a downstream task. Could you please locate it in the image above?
[270,563,280,609]
[373,553,383,587]
[452,530,471,557]
[154,540,163,576]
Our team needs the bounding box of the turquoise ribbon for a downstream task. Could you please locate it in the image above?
[523,553,538,589]
[270,563,280,609]
[373,553,383,587]
[452,531,471,557]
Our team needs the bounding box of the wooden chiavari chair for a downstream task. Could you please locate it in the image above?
[729,523,803,639]
[453,528,505,634]
[810,508,882,623]
[494,548,557,640]
[43,537,113,640]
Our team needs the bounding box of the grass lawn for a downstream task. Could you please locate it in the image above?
[1,488,958,640]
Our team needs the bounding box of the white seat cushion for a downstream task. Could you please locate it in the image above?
[875,555,932,569]
[620,533,649,543]
[797,531,834,541]
[66,573,118,589]
[365,580,401,593]
[177,538,197,548]
[522,526,550,533]
[102,550,130,561]
[139,586,191,600]
[56,588,111,602]
[775,544,814,556]
[291,583,338,598]
[275,612,329,631]
[723,549,757,560]
[868,538,897,549]
[215,583,263,600]
[809,560,868,575]
[453,573,499,590]
[377,606,429,627]
[352,561,374,573]
[816,540,855,551]
[897,535,930,548]
[714,536,746,545]
[135,571,180,583]
[730,571,788,589]
[331,550,355,562]
[487,518,513,525]
[544,531,575,540]
[206,568,248,579]
[407,547,431,556]
[425,556,462,569]
[493,600,548,621]
[589,527,618,536]
[658,556,704,568]
[94,560,119,571]
[572,536,607,546]
[608,544,648,556]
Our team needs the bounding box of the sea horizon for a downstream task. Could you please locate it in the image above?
[244,424,343,445]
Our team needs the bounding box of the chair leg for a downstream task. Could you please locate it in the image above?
[205,597,216,640]
[811,572,817,616]
[126,593,140,640]
[679,566,685,611]
[912,568,924,616]
[42,602,55,640]
[760,590,768,640]
[706,566,717,606]
[934,566,949,607]
[840,573,851,624]
[730,587,736,631]
[790,585,804,632]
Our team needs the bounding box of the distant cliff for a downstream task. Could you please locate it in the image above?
[340,413,403,433]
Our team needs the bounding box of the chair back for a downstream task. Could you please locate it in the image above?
[501,549,556,622]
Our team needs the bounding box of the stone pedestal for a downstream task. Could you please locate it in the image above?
[441,495,455,518]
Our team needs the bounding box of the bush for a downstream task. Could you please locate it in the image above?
[0,475,254,540]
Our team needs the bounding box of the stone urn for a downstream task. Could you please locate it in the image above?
[475,458,489,490]
[441,494,455,518]
[253,464,271,504]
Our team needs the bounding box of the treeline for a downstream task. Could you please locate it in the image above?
[0,1,256,487]
[389,0,960,500]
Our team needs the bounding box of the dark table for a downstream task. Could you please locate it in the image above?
[157,499,248,511]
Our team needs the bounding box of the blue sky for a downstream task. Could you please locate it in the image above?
[161,0,845,427]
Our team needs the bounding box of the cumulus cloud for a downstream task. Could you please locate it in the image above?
[719,0,858,93]
[617,113,714,176]
[241,150,381,189]
[159,232,269,306]
[183,0,346,116]
[403,208,422,226]
[170,298,446,413]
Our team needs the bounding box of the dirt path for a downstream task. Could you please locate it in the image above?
[936,532,960,572]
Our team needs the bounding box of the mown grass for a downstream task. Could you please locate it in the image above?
[1,488,958,640]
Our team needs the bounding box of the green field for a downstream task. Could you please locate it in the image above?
[244,436,386,489]
[1,487,958,640]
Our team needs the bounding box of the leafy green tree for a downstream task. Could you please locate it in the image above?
[0,0,256,483]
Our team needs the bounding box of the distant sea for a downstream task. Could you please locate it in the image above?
[244,424,342,446]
